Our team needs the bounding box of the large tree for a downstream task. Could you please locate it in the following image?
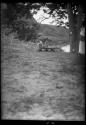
[67,3,85,53]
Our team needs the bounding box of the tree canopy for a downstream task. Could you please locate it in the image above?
[1,2,85,27]
[1,3,40,42]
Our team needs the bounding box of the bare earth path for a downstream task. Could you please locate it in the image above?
[1,33,85,120]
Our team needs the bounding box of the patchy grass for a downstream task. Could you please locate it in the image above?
[1,28,85,120]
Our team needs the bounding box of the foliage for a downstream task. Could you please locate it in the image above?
[1,2,85,28]
[1,3,40,42]
[30,3,85,28]
[11,20,39,41]
[1,3,32,26]
[1,2,85,44]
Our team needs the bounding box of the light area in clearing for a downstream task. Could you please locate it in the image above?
[61,27,85,54]
[61,41,85,54]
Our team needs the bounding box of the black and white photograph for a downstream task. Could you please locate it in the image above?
[1,2,85,121]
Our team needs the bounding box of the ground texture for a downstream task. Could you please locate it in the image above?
[1,32,85,120]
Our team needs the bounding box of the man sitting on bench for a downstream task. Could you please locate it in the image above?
[38,38,56,52]
[37,39,43,51]
[43,38,48,51]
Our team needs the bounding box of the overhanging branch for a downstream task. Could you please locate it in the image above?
[39,15,51,23]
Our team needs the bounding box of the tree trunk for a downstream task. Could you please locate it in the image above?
[67,3,83,54]
[67,3,75,53]
[75,5,83,53]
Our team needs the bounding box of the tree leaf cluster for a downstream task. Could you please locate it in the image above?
[12,20,39,41]
[1,3,40,42]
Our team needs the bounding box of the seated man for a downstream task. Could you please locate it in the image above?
[43,38,48,50]
[37,40,43,51]
[37,38,49,51]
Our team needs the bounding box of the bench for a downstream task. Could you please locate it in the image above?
[38,45,58,52]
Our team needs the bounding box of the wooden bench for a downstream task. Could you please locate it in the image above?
[38,45,59,52]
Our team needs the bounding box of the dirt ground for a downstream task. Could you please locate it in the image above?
[1,33,85,120]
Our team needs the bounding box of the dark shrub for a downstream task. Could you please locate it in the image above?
[11,20,39,42]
